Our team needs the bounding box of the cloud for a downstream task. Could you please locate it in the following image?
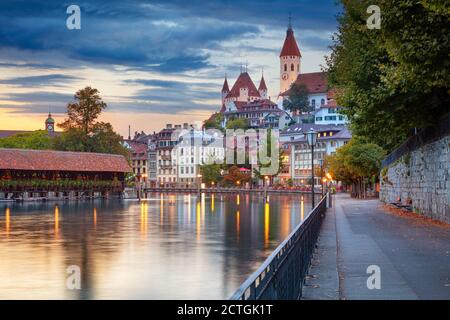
[0,74,80,87]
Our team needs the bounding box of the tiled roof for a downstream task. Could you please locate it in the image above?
[281,72,327,96]
[280,27,301,57]
[0,148,131,172]
[225,72,261,99]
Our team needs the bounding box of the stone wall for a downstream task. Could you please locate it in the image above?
[380,135,449,223]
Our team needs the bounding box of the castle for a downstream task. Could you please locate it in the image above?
[218,18,346,127]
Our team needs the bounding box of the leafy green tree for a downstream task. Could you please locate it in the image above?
[282,83,311,114]
[200,162,225,185]
[59,86,107,134]
[226,118,249,130]
[55,87,129,157]
[327,138,385,198]
[203,113,224,131]
[326,0,449,152]
[0,130,54,150]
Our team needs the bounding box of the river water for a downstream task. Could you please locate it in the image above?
[0,192,313,299]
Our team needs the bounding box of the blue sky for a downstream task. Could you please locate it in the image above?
[0,0,340,135]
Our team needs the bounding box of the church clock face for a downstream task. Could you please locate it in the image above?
[47,124,54,131]
[282,73,289,80]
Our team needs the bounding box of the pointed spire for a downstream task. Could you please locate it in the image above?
[280,15,301,57]
[288,13,292,30]
[221,74,230,93]
[258,70,267,91]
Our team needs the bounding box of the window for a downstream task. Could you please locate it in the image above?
[291,63,294,71]
[339,116,344,120]
[321,98,325,105]
[284,64,287,72]
[328,108,336,114]
[181,167,184,174]
[315,117,323,121]
[311,99,316,108]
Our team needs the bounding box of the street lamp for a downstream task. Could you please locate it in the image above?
[305,129,318,208]
[318,159,324,197]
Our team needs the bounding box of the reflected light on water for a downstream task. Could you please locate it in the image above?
[54,205,59,238]
[211,194,214,212]
[236,194,240,205]
[236,210,240,240]
[140,202,148,237]
[196,201,201,240]
[264,202,270,247]
[301,198,305,221]
[93,208,97,228]
[5,207,10,237]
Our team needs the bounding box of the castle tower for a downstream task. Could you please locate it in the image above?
[279,17,301,94]
[45,113,55,133]
[258,72,268,99]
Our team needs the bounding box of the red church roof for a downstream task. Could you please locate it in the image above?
[225,72,261,99]
[279,27,301,57]
[281,72,327,96]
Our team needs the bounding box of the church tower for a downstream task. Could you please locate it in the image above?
[45,112,55,133]
[279,17,301,94]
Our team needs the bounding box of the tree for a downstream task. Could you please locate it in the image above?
[0,130,54,150]
[200,162,224,185]
[326,138,385,198]
[253,129,284,182]
[226,118,249,130]
[203,113,224,131]
[282,83,312,114]
[223,165,251,186]
[326,0,449,152]
[59,86,107,134]
[55,87,129,157]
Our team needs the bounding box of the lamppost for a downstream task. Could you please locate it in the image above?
[305,129,318,208]
[318,159,324,197]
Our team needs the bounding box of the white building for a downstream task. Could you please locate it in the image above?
[174,129,225,187]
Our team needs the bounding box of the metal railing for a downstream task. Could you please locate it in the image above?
[230,194,328,300]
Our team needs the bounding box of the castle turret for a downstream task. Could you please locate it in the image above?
[258,73,268,99]
[221,75,230,105]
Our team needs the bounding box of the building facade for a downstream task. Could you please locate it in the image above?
[281,124,351,186]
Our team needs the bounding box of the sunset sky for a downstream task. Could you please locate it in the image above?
[0,0,340,136]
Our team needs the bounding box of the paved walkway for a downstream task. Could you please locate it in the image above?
[303,193,450,300]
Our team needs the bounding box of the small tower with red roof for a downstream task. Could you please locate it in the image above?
[221,75,230,105]
[258,72,268,99]
[279,16,301,94]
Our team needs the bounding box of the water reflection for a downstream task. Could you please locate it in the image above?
[0,193,314,299]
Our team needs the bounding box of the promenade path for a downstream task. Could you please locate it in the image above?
[302,193,450,300]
